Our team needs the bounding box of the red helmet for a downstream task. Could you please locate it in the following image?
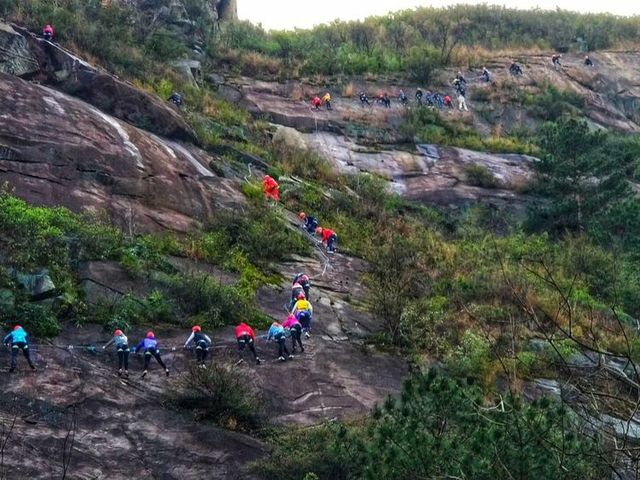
[299,212,306,219]
[146,331,155,338]
[114,329,123,336]
[192,325,201,332]
[13,325,22,331]
[316,227,323,235]
[297,293,306,300]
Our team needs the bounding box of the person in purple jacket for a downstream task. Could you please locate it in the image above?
[135,331,169,378]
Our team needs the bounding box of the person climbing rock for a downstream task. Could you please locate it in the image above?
[584,55,594,67]
[282,314,304,354]
[168,92,183,107]
[184,325,211,368]
[4,326,35,373]
[376,93,390,108]
[42,24,54,41]
[456,71,467,85]
[482,67,491,82]
[453,78,466,96]
[435,93,444,109]
[316,227,337,254]
[135,332,169,378]
[509,61,523,76]
[322,92,332,110]
[359,92,371,107]
[398,90,408,106]
[425,91,434,107]
[457,93,469,112]
[415,88,423,106]
[293,273,311,299]
[235,321,261,365]
[299,212,318,234]
[292,292,314,338]
[267,322,291,362]
[552,54,562,68]
[263,175,280,202]
[443,95,453,108]
[311,96,322,110]
[103,329,130,377]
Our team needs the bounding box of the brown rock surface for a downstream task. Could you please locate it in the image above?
[0,73,244,233]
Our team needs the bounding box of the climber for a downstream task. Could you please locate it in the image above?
[398,90,408,106]
[293,272,311,300]
[509,61,523,76]
[376,93,391,108]
[282,314,304,353]
[322,92,333,110]
[585,55,594,67]
[424,91,434,108]
[3,326,35,373]
[168,92,183,107]
[458,93,469,112]
[482,67,491,82]
[443,95,453,108]
[359,92,371,107]
[316,227,337,254]
[184,325,212,368]
[453,78,466,96]
[299,212,319,234]
[103,329,130,377]
[42,24,54,41]
[235,321,261,365]
[415,88,423,106]
[267,322,291,362]
[456,71,467,85]
[551,54,563,69]
[134,332,169,378]
[263,174,280,202]
[292,292,314,337]
[311,96,322,110]
[435,93,444,109]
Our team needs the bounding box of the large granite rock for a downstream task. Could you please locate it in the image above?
[0,73,244,233]
[0,23,39,77]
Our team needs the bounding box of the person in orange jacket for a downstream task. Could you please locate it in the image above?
[311,96,322,110]
[235,321,261,364]
[316,227,337,254]
[263,175,280,202]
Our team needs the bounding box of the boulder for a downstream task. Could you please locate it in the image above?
[0,73,244,233]
[6,22,195,142]
[8,269,57,300]
[0,23,39,77]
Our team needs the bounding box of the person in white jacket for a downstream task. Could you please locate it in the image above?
[184,325,212,368]
[458,93,469,112]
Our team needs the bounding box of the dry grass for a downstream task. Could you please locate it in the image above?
[342,81,356,98]
[288,83,304,101]
[341,108,390,129]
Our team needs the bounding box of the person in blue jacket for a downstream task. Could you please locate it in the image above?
[135,331,169,378]
[102,329,130,377]
[4,325,36,372]
[267,322,292,362]
[183,325,211,368]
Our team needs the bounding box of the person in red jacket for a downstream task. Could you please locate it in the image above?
[316,227,337,254]
[311,96,322,110]
[263,175,280,202]
[235,321,261,364]
[43,24,54,41]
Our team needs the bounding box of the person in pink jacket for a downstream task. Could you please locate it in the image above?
[43,25,54,41]
[282,314,304,353]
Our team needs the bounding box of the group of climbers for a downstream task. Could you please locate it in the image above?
[102,330,170,377]
[311,93,332,111]
[299,212,338,254]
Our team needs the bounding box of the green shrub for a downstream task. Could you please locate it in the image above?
[464,164,501,188]
[0,303,61,338]
[167,363,264,431]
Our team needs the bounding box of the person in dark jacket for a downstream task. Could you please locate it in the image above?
[168,92,183,107]
[584,55,594,67]
[43,25,54,41]
[184,325,212,368]
[4,326,35,372]
[135,332,169,377]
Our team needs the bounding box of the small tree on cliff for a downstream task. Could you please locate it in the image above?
[528,117,631,236]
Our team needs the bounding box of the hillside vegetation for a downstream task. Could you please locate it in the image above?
[2,1,640,478]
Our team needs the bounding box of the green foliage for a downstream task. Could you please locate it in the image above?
[167,364,264,431]
[144,29,188,60]
[95,291,175,328]
[522,85,586,121]
[447,330,494,380]
[0,303,61,338]
[343,370,608,479]
[464,164,500,188]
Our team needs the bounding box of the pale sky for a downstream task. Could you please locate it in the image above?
[237,0,640,31]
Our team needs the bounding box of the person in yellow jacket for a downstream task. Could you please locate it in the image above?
[291,293,314,337]
[322,92,332,111]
